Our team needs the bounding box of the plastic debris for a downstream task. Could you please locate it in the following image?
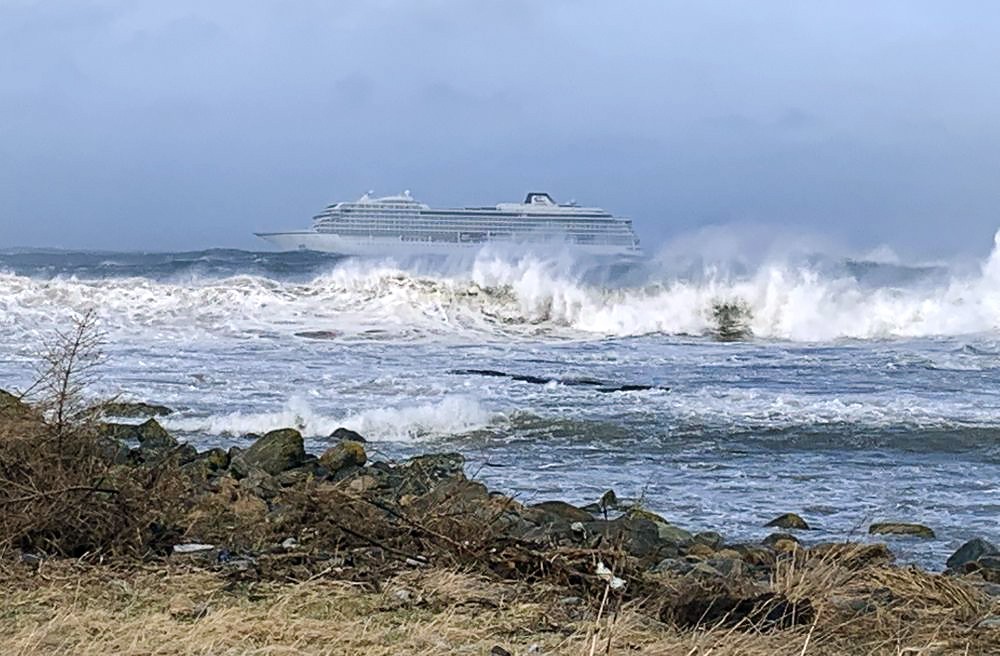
[172,543,214,554]
[596,561,626,590]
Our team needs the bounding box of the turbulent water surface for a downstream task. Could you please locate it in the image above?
[2,242,999,568]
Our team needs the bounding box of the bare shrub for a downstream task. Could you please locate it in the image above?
[0,311,184,558]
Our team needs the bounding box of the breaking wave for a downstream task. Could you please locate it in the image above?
[3,231,1000,342]
[163,395,496,442]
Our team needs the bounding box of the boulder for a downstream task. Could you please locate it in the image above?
[694,531,724,550]
[136,419,178,450]
[274,462,323,488]
[319,440,367,473]
[653,558,693,576]
[384,453,466,497]
[869,522,935,539]
[594,514,694,563]
[243,467,281,500]
[526,501,594,525]
[403,452,464,479]
[705,557,745,578]
[99,418,177,449]
[762,532,800,549]
[946,538,999,570]
[765,513,810,530]
[727,543,777,569]
[200,447,230,471]
[101,401,173,418]
[686,542,716,559]
[625,508,694,546]
[330,427,366,443]
[230,428,306,477]
[96,437,131,465]
[977,556,1000,583]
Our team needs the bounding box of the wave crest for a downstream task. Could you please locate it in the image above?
[3,233,1000,342]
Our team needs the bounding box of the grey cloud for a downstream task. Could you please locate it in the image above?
[2,1,1000,256]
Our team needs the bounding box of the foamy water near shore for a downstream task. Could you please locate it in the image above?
[2,238,999,567]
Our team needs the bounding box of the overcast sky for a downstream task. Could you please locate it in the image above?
[2,1,1000,255]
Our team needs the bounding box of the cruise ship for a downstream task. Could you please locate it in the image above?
[255,191,641,256]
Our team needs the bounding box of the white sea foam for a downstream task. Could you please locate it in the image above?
[3,231,1000,342]
[162,395,496,441]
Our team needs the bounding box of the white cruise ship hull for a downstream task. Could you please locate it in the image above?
[255,231,640,257]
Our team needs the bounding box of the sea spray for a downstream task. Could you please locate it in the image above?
[2,231,1000,341]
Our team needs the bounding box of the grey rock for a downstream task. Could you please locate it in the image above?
[101,401,173,418]
[653,558,694,575]
[595,514,693,563]
[705,557,744,578]
[97,437,131,465]
[230,428,306,477]
[330,427,366,443]
[135,418,177,449]
[975,616,1000,629]
[274,462,321,487]
[527,501,594,525]
[199,447,230,471]
[319,440,367,473]
[762,532,801,548]
[694,531,724,550]
[946,538,999,570]
[243,467,281,500]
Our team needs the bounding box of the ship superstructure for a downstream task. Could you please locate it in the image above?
[256,191,641,256]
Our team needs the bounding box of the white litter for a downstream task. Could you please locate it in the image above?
[596,561,626,590]
[172,543,215,554]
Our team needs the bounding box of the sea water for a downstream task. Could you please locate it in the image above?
[1,241,998,568]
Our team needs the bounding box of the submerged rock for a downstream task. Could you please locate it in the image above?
[101,401,173,418]
[765,513,810,530]
[869,522,935,539]
[230,428,306,478]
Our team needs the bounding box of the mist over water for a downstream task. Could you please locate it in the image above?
[1,233,999,567]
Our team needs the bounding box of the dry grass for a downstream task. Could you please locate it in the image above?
[0,312,185,558]
[1,555,996,656]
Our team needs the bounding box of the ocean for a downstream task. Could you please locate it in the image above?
[1,243,998,568]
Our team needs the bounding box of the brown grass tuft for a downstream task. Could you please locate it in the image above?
[0,311,185,558]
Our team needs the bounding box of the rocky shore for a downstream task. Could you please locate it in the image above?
[2,392,1000,654]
